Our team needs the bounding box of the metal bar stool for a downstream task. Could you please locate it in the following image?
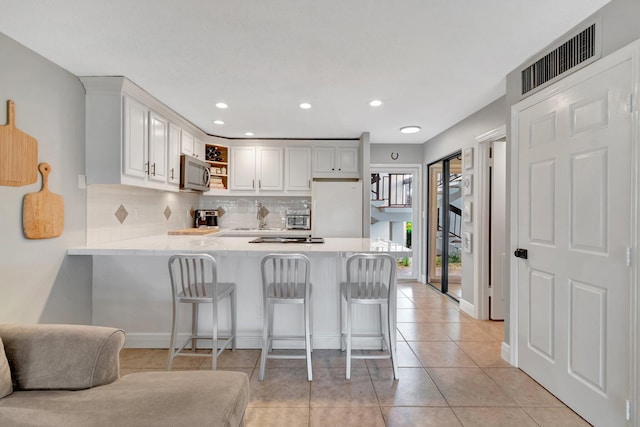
[167,254,236,370]
[340,253,398,380]
[259,253,312,381]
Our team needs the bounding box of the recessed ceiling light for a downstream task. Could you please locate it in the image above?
[299,102,312,109]
[215,102,228,109]
[244,132,254,136]
[369,99,383,107]
[213,120,224,125]
[400,126,421,134]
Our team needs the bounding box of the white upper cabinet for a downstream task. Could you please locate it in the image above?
[229,146,284,192]
[122,96,148,179]
[194,138,206,160]
[285,146,312,192]
[148,111,168,182]
[167,123,181,187]
[82,76,211,191]
[122,96,168,185]
[312,143,359,178]
[180,130,195,156]
[229,146,256,190]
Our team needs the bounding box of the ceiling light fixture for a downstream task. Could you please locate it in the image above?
[215,102,228,109]
[369,99,383,107]
[400,126,421,134]
[299,102,312,109]
[244,132,254,136]
[213,120,224,125]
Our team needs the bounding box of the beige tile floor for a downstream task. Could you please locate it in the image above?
[119,281,591,426]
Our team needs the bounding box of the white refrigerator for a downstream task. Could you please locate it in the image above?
[312,180,363,237]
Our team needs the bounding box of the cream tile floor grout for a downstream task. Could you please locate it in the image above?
[119,281,591,426]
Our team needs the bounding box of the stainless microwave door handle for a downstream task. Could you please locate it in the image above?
[203,167,211,187]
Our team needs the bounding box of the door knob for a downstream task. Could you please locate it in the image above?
[514,248,528,259]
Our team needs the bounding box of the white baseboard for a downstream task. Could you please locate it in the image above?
[459,298,476,318]
[501,341,511,365]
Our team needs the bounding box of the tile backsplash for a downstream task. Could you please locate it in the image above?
[201,196,310,230]
[87,185,199,244]
[87,185,310,244]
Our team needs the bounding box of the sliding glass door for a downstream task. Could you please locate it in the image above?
[427,153,462,299]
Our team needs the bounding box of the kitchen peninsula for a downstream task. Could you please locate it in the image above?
[69,234,411,349]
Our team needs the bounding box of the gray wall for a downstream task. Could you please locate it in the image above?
[0,33,91,324]
[422,96,506,307]
[371,144,424,165]
[506,0,640,110]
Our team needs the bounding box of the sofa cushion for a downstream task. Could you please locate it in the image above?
[0,370,250,427]
[0,324,124,390]
[0,337,12,398]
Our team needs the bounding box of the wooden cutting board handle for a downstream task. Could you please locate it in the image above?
[7,100,16,128]
[39,162,51,192]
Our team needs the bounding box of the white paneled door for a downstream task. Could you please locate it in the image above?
[516,57,634,426]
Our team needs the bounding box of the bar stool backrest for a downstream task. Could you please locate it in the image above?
[261,254,310,299]
[346,253,397,300]
[168,254,218,300]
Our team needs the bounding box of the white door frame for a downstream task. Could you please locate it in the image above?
[509,39,639,422]
[370,164,422,281]
[474,126,506,321]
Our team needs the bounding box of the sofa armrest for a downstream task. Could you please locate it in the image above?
[0,324,125,391]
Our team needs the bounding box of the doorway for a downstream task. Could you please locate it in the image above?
[370,165,420,281]
[427,153,462,299]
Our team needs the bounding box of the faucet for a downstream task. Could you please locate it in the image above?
[257,203,269,229]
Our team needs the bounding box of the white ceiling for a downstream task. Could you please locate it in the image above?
[0,0,609,144]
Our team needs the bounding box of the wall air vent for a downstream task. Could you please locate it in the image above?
[521,21,600,97]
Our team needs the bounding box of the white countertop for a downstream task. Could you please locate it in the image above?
[68,232,412,256]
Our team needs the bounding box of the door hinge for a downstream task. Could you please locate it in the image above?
[488,286,493,298]
[626,399,631,421]
[626,247,632,267]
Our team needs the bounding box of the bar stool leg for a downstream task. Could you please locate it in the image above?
[231,289,237,351]
[346,298,352,380]
[211,299,218,370]
[305,299,312,381]
[192,303,198,351]
[259,300,270,381]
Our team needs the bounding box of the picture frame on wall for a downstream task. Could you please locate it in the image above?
[463,174,473,196]
[463,201,472,222]
[462,232,472,253]
[463,148,473,170]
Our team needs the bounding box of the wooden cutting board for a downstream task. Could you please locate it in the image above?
[23,163,64,239]
[168,227,219,236]
[0,100,38,186]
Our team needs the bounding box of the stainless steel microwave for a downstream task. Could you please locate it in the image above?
[180,155,210,192]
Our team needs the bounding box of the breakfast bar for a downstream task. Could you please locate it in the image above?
[68,234,411,349]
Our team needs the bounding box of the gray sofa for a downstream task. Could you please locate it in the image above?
[0,324,249,427]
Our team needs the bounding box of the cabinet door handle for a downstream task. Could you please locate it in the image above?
[252,179,255,189]
[308,180,311,189]
[145,162,149,175]
[259,180,261,189]
[170,168,174,180]
[151,163,156,176]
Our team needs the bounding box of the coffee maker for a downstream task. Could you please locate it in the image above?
[194,209,219,228]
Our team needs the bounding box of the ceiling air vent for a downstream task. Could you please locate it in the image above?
[521,21,600,97]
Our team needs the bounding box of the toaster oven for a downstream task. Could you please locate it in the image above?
[285,208,311,230]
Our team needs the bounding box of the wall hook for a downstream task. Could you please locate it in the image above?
[390,152,399,160]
